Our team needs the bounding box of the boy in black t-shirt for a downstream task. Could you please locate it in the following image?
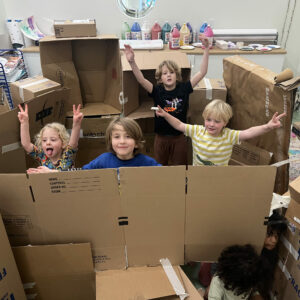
[124,36,209,165]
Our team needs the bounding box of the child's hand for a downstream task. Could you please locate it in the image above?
[27,166,59,174]
[124,44,135,63]
[199,34,209,49]
[73,104,84,125]
[267,112,286,129]
[155,105,167,118]
[18,104,29,124]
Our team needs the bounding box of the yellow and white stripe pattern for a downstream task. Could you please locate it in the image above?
[185,124,241,166]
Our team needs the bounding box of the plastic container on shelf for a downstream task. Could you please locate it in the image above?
[151,21,162,40]
[204,25,214,48]
[162,21,171,44]
[121,22,131,40]
[179,23,190,46]
[186,22,193,44]
[131,22,142,40]
[175,22,181,30]
[169,26,180,50]
[141,21,151,40]
[199,22,208,42]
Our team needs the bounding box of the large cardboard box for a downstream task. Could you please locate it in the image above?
[10,75,61,105]
[54,19,97,38]
[188,78,227,125]
[289,175,300,205]
[223,55,294,194]
[121,50,191,117]
[0,166,276,272]
[12,243,95,300]
[0,88,67,173]
[0,214,26,300]
[39,35,122,116]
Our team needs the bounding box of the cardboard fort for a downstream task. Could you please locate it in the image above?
[54,19,97,38]
[39,35,122,115]
[120,50,191,117]
[223,55,295,194]
[0,166,275,273]
[0,88,68,173]
[0,214,26,300]
[10,75,61,105]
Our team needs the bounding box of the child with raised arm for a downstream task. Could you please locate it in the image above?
[124,34,209,166]
[18,104,83,173]
[156,99,286,166]
[82,117,161,169]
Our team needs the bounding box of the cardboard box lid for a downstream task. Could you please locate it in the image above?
[185,165,277,262]
[96,265,202,300]
[54,19,96,25]
[12,243,95,300]
[289,175,300,204]
[119,167,186,267]
[195,78,226,91]
[41,34,118,42]
[0,214,26,299]
[121,51,191,71]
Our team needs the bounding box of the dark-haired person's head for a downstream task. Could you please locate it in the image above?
[216,244,263,296]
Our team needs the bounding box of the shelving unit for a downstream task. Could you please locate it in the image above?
[0,49,28,110]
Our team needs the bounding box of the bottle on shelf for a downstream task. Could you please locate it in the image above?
[169,26,180,50]
[179,23,190,46]
[151,21,162,40]
[121,21,131,40]
[204,24,214,48]
[162,21,171,44]
[186,22,193,44]
[131,22,142,40]
[199,21,208,42]
[141,21,151,40]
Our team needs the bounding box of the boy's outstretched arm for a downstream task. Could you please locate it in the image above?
[69,104,83,149]
[155,105,186,133]
[124,44,153,93]
[18,104,34,153]
[190,34,209,88]
[239,112,286,141]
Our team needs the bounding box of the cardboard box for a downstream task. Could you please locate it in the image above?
[188,78,227,125]
[230,141,273,166]
[40,35,122,114]
[292,122,300,140]
[289,175,300,204]
[0,88,10,114]
[96,265,202,300]
[0,166,276,271]
[12,243,95,300]
[0,214,26,300]
[10,75,61,105]
[121,51,191,117]
[0,88,67,173]
[54,19,97,38]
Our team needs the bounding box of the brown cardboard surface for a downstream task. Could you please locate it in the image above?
[10,75,61,105]
[185,166,276,262]
[285,197,300,230]
[188,79,227,125]
[119,166,186,267]
[0,214,26,300]
[12,243,95,300]
[0,148,26,173]
[121,51,191,116]
[223,55,292,194]
[96,265,202,300]
[40,36,121,113]
[54,20,96,38]
[231,141,273,166]
[289,175,300,204]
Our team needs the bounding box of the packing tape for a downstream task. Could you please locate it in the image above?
[278,259,290,280]
[23,282,36,289]
[119,91,128,105]
[160,258,188,300]
[204,78,212,100]
[280,235,299,261]
[271,157,300,168]
[19,78,50,101]
[1,141,21,154]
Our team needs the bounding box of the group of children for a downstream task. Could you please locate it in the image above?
[17,34,287,299]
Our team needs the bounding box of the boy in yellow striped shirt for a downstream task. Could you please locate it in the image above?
[155,99,286,166]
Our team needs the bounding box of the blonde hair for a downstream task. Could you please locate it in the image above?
[155,60,182,84]
[105,117,145,155]
[35,122,70,150]
[202,99,233,124]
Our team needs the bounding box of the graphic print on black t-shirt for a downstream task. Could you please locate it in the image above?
[164,98,183,113]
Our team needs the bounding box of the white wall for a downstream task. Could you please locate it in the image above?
[1,0,299,75]
[0,0,10,47]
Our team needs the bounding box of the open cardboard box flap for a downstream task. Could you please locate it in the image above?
[96,265,202,300]
[40,35,122,116]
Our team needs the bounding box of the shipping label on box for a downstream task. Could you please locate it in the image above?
[54,19,97,38]
[10,75,61,105]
